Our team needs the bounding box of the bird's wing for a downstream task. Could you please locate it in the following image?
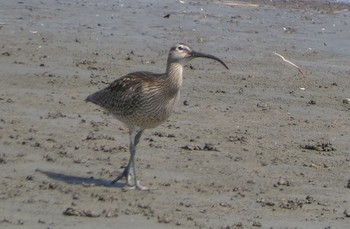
[85,72,164,111]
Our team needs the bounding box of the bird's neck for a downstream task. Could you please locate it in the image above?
[165,62,183,92]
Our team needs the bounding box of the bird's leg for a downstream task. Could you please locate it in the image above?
[111,129,148,190]
[128,130,149,190]
[134,130,143,146]
[110,160,132,185]
[110,130,142,185]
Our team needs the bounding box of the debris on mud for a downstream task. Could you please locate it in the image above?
[153,131,176,138]
[157,214,172,224]
[63,207,118,218]
[63,207,80,216]
[46,111,66,119]
[301,141,336,152]
[257,198,275,207]
[85,131,115,141]
[0,157,7,164]
[274,177,291,187]
[181,143,219,152]
[227,135,248,144]
[279,195,315,210]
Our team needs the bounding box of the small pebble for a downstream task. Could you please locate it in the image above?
[277,177,290,186]
[308,99,316,105]
[252,221,262,227]
[342,98,350,104]
[82,209,100,217]
[344,209,350,217]
[63,207,80,216]
[26,175,33,180]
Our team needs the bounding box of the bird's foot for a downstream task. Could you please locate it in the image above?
[111,166,151,191]
[111,167,132,185]
[123,180,150,191]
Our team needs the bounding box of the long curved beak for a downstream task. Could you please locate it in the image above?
[189,51,229,70]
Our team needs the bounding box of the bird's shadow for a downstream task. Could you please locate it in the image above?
[36,169,125,189]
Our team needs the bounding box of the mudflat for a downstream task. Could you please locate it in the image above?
[1,0,350,228]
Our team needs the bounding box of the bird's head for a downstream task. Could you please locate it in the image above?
[167,43,229,70]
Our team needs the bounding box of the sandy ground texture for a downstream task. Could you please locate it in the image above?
[1,0,350,228]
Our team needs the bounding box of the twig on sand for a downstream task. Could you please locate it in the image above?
[218,1,259,7]
[274,52,304,75]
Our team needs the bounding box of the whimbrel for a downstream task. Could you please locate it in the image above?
[86,43,228,190]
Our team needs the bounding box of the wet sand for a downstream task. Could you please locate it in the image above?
[1,0,350,228]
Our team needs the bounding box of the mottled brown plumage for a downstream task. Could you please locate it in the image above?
[86,71,179,129]
[86,43,228,190]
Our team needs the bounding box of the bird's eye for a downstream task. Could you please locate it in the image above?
[177,45,184,51]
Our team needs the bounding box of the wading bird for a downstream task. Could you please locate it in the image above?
[86,43,229,190]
